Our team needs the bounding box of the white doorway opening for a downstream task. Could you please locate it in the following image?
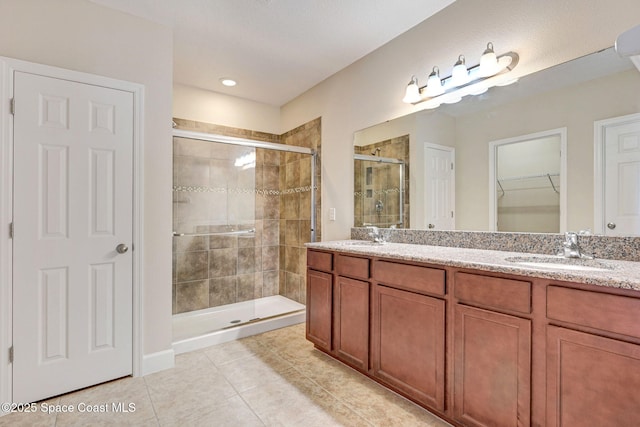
[489,128,567,233]
[424,143,455,230]
[594,113,640,236]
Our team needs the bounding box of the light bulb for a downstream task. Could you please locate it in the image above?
[402,76,422,104]
[220,78,237,87]
[479,42,500,77]
[450,55,470,86]
[425,66,444,97]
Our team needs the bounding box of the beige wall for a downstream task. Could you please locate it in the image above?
[173,84,281,134]
[0,0,174,356]
[280,0,640,240]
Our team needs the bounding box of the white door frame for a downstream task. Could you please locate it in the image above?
[0,56,145,406]
[488,128,567,232]
[424,142,455,229]
[594,113,640,234]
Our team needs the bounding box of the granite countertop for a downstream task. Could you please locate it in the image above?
[306,240,640,291]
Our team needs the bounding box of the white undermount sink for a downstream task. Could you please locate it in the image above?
[504,256,612,272]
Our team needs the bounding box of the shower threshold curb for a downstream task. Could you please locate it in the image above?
[172,310,305,354]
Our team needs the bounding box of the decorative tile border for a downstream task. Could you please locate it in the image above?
[350,227,640,262]
[173,185,316,196]
[354,188,403,197]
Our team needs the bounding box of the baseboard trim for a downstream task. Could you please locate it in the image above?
[141,348,175,376]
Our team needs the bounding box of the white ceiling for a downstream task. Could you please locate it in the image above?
[89,0,455,106]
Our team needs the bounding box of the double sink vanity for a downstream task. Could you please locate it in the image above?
[305,230,640,427]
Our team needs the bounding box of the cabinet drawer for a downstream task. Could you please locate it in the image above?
[455,272,531,314]
[336,254,370,280]
[374,260,445,296]
[307,250,333,272]
[547,286,640,339]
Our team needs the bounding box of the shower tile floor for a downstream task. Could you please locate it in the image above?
[0,323,451,427]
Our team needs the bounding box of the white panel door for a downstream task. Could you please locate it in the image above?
[12,71,133,402]
[425,144,455,230]
[604,119,640,235]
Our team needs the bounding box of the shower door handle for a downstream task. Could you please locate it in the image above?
[116,243,129,254]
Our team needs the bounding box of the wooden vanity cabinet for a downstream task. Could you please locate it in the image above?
[305,250,333,351]
[372,284,446,410]
[453,305,531,427]
[452,272,532,427]
[333,254,371,370]
[306,247,640,427]
[545,286,640,426]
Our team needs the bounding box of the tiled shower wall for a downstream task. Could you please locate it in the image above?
[279,118,322,305]
[354,135,409,228]
[172,118,321,314]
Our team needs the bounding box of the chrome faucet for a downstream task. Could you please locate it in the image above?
[367,226,387,244]
[559,231,592,259]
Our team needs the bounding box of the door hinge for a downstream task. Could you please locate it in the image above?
[451,211,454,218]
[451,162,454,170]
[9,98,14,115]
[8,346,13,363]
[8,222,13,239]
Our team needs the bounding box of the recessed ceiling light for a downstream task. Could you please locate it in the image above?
[220,78,237,87]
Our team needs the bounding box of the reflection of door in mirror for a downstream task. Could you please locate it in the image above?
[595,113,640,236]
[354,136,409,228]
[489,128,567,232]
[425,143,455,230]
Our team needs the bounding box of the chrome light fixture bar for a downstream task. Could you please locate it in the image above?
[402,43,519,109]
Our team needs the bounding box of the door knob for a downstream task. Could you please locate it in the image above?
[607,222,616,230]
[428,223,435,229]
[116,243,129,254]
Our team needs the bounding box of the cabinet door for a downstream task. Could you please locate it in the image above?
[372,285,445,410]
[547,326,640,426]
[306,269,332,351]
[454,305,531,427]
[334,276,369,370]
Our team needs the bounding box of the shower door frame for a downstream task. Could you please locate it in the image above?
[354,153,405,228]
[172,129,317,243]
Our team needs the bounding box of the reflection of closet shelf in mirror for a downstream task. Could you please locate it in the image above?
[497,173,560,197]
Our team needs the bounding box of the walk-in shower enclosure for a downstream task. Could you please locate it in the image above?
[354,154,406,228]
[172,129,316,342]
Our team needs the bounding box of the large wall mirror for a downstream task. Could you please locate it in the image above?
[353,47,640,235]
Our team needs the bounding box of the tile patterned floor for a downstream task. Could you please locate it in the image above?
[0,323,451,426]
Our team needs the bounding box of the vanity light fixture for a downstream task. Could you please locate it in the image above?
[450,55,470,86]
[425,67,445,97]
[479,42,500,77]
[402,75,421,104]
[402,43,519,108]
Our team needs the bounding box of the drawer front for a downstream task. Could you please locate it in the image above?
[455,272,531,314]
[336,254,370,280]
[307,250,333,272]
[547,286,640,339]
[374,260,445,296]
